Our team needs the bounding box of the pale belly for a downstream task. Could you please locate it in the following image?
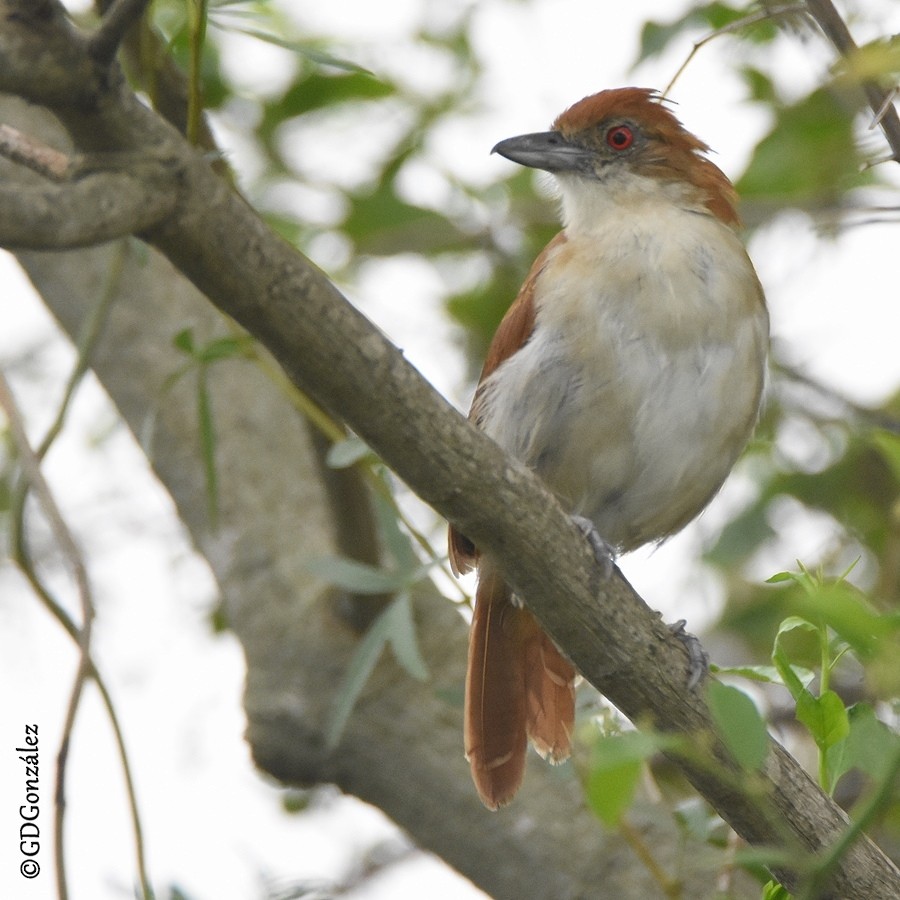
[477,221,768,552]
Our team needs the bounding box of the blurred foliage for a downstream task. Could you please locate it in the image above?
[0,426,13,526]
[635,1,781,66]
[143,0,566,363]
[60,0,900,893]
[736,86,871,207]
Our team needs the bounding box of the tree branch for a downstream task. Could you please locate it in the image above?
[0,122,69,178]
[11,229,700,899]
[2,3,899,896]
[0,149,180,248]
[806,0,900,163]
[88,0,151,67]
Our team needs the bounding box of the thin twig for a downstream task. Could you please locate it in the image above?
[0,372,94,900]
[186,0,209,145]
[12,558,154,899]
[774,358,900,435]
[1,243,151,898]
[872,87,900,130]
[89,0,153,67]
[10,241,153,900]
[805,0,900,163]
[619,817,683,898]
[0,123,70,181]
[663,4,809,98]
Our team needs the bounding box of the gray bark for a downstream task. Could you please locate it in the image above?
[12,227,707,900]
[1,2,898,896]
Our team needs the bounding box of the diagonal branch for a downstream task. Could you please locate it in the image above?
[89,0,152,67]
[1,2,899,897]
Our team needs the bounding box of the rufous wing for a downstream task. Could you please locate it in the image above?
[455,231,575,808]
[448,232,565,576]
[523,622,576,763]
[464,560,576,809]
[464,561,528,809]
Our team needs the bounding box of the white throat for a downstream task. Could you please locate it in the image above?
[554,170,711,237]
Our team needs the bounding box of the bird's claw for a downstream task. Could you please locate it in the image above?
[571,515,616,580]
[667,619,709,689]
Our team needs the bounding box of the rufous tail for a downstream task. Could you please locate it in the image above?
[464,561,576,809]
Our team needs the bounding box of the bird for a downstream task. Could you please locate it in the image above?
[448,87,769,810]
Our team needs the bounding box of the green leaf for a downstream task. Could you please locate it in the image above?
[325,593,427,748]
[326,602,394,747]
[672,797,723,843]
[704,499,775,568]
[787,581,897,661]
[796,689,849,754]
[195,335,255,364]
[588,756,642,828]
[774,614,818,635]
[741,66,778,104]
[384,591,428,681]
[772,617,818,700]
[216,25,373,74]
[796,688,850,792]
[173,327,195,354]
[343,182,470,256]
[766,571,801,585]
[815,586,893,660]
[736,87,866,205]
[371,491,420,573]
[634,3,748,65]
[838,36,900,84]
[707,681,768,771]
[841,703,900,783]
[762,880,792,900]
[307,555,410,594]
[326,436,372,469]
[872,430,900,483]
[586,731,676,827]
[713,663,815,690]
[266,71,393,125]
[171,328,254,364]
[197,367,219,529]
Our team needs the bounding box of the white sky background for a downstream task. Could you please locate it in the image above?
[1,1,900,898]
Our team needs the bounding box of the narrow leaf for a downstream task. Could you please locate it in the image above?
[196,334,255,364]
[307,555,408,594]
[370,485,420,572]
[713,663,814,688]
[218,25,373,74]
[384,591,428,681]
[773,616,818,700]
[707,681,768,771]
[325,604,394,748]
[326,436,372,469]
[197,367,219,529]
[173,327,195,354]
[762,880,792,900]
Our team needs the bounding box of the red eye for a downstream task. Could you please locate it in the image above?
[606,125,634,150]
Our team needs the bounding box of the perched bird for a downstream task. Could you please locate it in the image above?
[449,87,769,810]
